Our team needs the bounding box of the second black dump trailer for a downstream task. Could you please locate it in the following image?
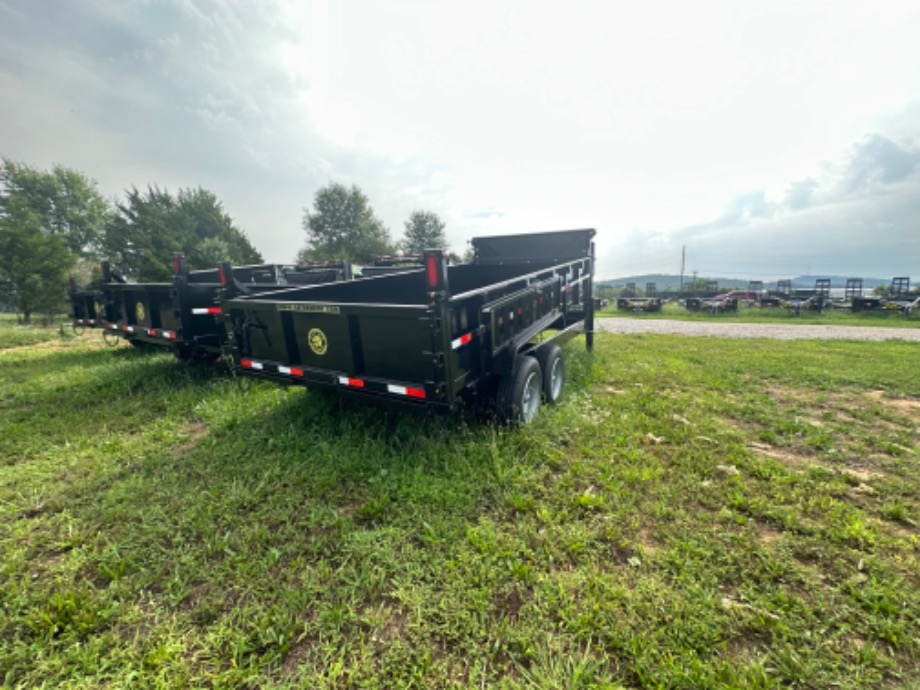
[87,258,352,360]
[220,228,596,424]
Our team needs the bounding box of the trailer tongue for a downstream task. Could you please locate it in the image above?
[221,228,596,423]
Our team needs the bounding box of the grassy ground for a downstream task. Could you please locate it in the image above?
[598,302,920,328]
[1,324,918,688]
[0,314,73,349]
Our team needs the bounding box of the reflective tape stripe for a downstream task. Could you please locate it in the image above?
[241,359,263,370]
[387,384,425,399]
[339,376,365,388]
[451,332,473,349]
[279,366,304,377]
[192,307,222,315]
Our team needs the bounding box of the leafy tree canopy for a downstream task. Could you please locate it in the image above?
[103,186,262,280]
[299,183,394,264]
[0,158,111,259]
[401,210,447,254]
[0,202,74,323]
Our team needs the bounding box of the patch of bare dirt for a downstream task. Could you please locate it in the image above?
[756,523,783,547]
[493,587,525,620]
[170,420,208,459]
[868,390,920,416]
[748,443,816,469]
[280,634,317,676]
[636,528,660,554]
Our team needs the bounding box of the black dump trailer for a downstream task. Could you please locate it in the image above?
[220,228,596,423]
[97,257,352,360]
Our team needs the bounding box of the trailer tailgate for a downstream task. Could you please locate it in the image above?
[224,298,433,385]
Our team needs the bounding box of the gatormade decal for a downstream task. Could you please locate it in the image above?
[276,304,341,314]
[308,328,328,356]
[136,301,146,321]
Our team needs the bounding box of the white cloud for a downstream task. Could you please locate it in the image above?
[1,0,919,278]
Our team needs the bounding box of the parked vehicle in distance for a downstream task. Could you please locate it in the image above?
[715,290,760,303]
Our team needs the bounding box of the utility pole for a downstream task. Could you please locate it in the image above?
[679,245,685,292]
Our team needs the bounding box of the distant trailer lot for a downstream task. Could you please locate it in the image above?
[595,317,920,341]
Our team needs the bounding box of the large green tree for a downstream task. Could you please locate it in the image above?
[299,183,394,264]
[400,210,447,254]
[0,202,74,323]
[103,186,262,280]
[0,159,111,259]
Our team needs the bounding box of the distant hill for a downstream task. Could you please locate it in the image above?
[597,274,895,291]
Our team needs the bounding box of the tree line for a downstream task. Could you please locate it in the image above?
[0,159,451,323]
[298,182,450,263]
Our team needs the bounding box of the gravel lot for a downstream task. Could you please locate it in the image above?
[595,317,920,342]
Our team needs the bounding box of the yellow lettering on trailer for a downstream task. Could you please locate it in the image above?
[276,304,341,314]
[136,302,146,321]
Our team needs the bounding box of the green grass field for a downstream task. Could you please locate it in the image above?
[599,301,920,328]
[1,320,918,688]
[0,314,72,349]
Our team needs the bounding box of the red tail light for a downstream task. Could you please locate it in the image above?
[218,265,226,286]
[426,255,439,287]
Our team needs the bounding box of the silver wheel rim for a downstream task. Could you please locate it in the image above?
[521,371,541,422]
[550,357,563,400]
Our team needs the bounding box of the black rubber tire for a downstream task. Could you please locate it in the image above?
[536,345,564,404]
[496,356,543,425]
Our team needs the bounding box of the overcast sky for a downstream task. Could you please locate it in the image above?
[2,0,919,281]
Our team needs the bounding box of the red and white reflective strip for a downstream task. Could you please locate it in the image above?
[125,326,135,333]
[192,307,222,315]
[240,359,264,370]
[147,328,176,339]
[338,376,365,388]
[278,365,304,377]
[387,384,425,399]
[108,324,119,331]
[451,332,473,349]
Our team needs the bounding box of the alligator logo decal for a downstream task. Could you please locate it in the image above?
[308,328,327,355]
[136,302,146,321]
